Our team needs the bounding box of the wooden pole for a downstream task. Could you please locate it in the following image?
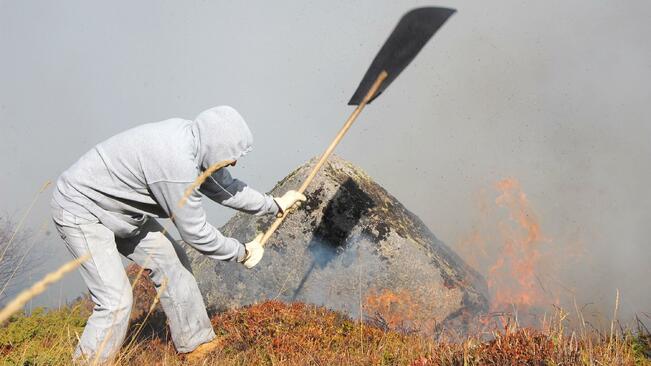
[260,70,388,247]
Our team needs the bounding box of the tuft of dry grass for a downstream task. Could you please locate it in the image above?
[178,160,235,208]
[0,255,88,324]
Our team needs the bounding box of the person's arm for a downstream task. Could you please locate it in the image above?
[199,168,279,216]
[149,180,246,262]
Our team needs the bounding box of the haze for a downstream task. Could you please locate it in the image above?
[1,1,649,321]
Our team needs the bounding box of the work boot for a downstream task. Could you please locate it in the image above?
[185,337,224,363]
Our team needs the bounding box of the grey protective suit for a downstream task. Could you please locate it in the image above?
[51,106,278,362]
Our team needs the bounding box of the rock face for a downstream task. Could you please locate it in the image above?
[187,155,488,333]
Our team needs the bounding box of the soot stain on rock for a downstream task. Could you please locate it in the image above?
[362,221,391,244]
[293,178,375,299]
[308,178,374,264]
[303,186,325,215]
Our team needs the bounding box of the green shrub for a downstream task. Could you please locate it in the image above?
[0,303,89,365]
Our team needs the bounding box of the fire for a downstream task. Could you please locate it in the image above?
[364,178,553,334]
[457,178,560,322]
[489,178,548,309]
[362,178,575,333]
[363,288,441,335]
[461,177,592,332]
[364,288,414,328]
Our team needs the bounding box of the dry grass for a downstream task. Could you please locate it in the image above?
[0,264,649,365]
[0,254,88,324]
[178,159,235,208]
[1,273,649,366]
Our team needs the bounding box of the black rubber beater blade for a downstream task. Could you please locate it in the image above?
[348,7,455,105]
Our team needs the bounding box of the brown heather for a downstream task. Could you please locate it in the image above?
[0,263,649,365]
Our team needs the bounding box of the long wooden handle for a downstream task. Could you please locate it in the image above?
[260,70,388,247]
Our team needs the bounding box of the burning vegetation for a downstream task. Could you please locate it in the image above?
[0,290,649,365]
[452,177,588,330]
[489,178,548,309]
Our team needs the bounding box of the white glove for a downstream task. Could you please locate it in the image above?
[273,190,307,217]
[241,233,264,269]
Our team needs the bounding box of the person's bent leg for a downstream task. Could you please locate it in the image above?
[52,208,133,363]
[117,218,215,353]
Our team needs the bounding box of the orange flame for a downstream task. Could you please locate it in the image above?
[363,178,580,333]
[363,287,443,335]
[455,178,567,325]
[488,178,548,309]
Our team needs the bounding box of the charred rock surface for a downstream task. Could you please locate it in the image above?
[187,155,488,333]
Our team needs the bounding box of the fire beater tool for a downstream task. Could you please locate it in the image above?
[260,7,456,247]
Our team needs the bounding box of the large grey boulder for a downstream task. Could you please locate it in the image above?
[187,155,488,333]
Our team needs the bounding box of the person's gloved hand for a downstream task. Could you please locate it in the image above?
[274,190,307,218]
[241,233,264,269]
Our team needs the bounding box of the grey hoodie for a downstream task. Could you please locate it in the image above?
[51,106,278,261]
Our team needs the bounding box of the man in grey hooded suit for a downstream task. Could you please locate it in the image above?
[51,106,305,363]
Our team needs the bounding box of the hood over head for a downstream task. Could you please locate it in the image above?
[192,106,253,170]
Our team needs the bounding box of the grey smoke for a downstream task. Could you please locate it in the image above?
[0,1,649,324]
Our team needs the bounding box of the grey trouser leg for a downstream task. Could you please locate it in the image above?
[52,208,215,363]
[52,208,133,363]
[116,218,215,353]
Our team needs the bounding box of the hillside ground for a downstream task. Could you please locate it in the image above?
[1,266,649,365]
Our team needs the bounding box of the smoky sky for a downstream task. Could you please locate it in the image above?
[1,1,649,319]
